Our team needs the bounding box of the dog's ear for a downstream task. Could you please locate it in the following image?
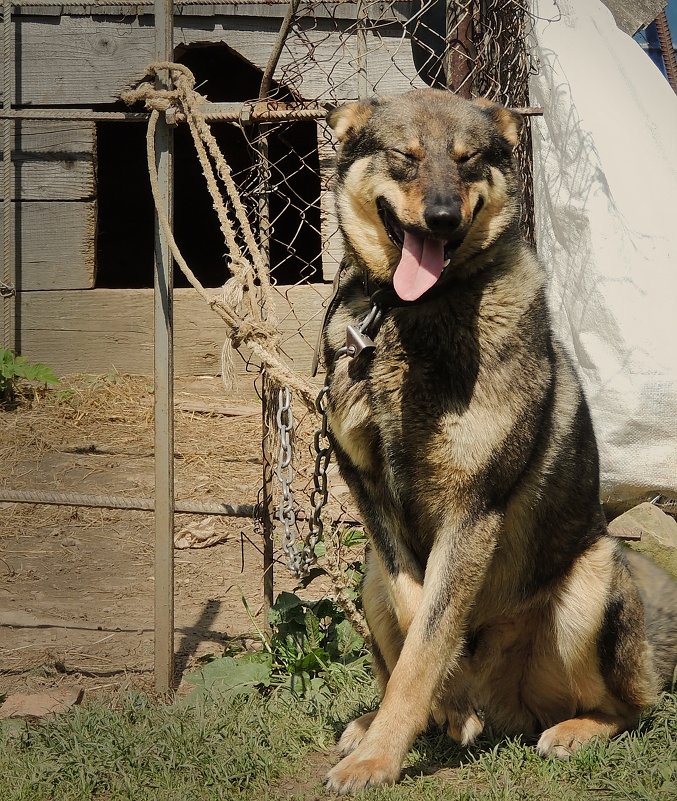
[327,98,381,143]
[473,98,523,148]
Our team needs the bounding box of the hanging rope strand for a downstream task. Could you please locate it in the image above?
[123,63,315,410]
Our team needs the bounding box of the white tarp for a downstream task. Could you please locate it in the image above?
[530,0,677,508]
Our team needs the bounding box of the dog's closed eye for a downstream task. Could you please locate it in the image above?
[456,151,480,164]
[387,148,420,163]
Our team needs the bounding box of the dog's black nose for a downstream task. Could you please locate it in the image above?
[424,205,462,233]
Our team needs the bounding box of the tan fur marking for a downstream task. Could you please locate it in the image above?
[455,168,512,259]
[338,158,398,281]
[327,392,375,472]
[362,553,404,680]
[390,572,423,633]
[537,712,638,758]
[493,107,521,148]
[406,139,424,160]
[553,538,616,696]
[453,140,470,159]
[328,101,375,143]
[472,98,522,147]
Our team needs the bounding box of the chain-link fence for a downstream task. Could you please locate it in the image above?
[0,0,540,689]
[202,0,540,578]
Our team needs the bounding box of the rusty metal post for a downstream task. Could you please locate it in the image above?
[249,118,274,632]
[656,10,677,94]
[1,0,15,351]
[257,131,275,630]
[357,0,369,98]
[254,112,274,633]
[260,371,275,633]
[153,0,175,694]
[446,0,474,98]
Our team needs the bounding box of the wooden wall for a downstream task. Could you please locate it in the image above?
[2,8,418,374]
[9,10,418,106]
[0,284,331,377]
[1,122,97,290]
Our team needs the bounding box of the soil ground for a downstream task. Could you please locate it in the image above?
[0,374,340,699]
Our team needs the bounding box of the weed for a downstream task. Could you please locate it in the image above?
[185,589,370,703]
[0,348,58,403]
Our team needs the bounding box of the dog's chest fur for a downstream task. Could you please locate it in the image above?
[323,253,552,559]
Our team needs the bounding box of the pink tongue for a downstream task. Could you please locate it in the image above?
[393,232,445,301]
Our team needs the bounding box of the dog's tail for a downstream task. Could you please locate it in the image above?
[626,548,677,690]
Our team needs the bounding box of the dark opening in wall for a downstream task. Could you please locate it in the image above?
[96,44,322,288]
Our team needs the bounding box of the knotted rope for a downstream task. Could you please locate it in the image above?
[122,62,317,412]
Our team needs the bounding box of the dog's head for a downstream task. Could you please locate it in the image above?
[328,89,523,300]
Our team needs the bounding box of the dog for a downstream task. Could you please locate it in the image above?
[320,88,677,794]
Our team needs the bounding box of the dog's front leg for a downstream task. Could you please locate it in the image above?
[326,512,499,794]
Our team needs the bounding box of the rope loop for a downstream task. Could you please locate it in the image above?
[123,61,318,413]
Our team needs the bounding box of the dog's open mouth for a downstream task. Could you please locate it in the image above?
[377,199,462,302]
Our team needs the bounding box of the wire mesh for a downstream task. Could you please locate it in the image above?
[213,0,538,370]
[201,0,541,552]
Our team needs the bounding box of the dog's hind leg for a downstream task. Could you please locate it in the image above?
[537,544,659,759]
[337,712,379,757]
[433,663,484,746]
[537,711,638,758]
[361,548,407,677]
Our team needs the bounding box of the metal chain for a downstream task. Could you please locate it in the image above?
[304,384,333,573]
[276,385,303,576]
[275,381,334,578]
[275,298,383,577]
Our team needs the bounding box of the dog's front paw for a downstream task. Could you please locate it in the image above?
[325,746,401,795]
[337,711,378,756]
[538,713,632,759]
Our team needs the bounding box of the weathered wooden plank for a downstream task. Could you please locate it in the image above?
[0,201,96,289]
[0,161,94,201]
[7,285,332,376]
[11,15,421,106]
[0,122,96,201]
[6,121,96,154]
[15,2,402,22]
[317,129,342,282]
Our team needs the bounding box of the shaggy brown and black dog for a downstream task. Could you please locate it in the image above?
[320,89,677,794]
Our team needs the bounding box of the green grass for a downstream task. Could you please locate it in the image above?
[0,682,675,801]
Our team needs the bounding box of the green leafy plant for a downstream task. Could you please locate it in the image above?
[0,348,58,401]
[185,590,369,703]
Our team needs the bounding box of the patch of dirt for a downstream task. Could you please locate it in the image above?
[0,374,342,698]
[269,749,335,801]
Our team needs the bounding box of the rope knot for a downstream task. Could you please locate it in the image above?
[231,320,279,350]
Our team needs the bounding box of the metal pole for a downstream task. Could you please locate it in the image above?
[260,376,275,633]
[446,0,474,98]
[153,0,175,695]
[656,10,677,94]
[356,0,369,98]
[1,0,15,352]
[0,488,255,517]
[255,0,302,630]
[257,133,275,632]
